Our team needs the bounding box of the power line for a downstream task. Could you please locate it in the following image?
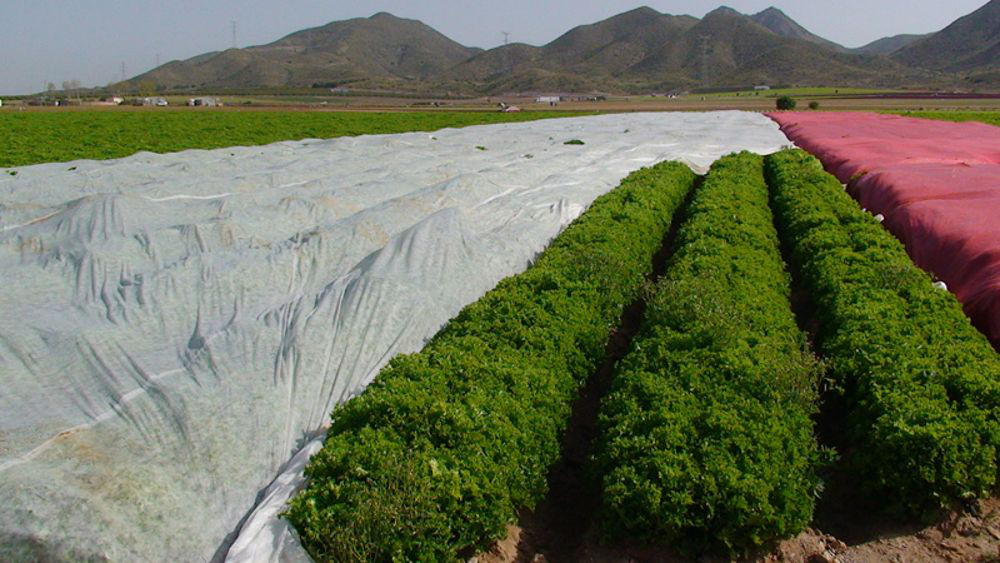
[502,32,512,75]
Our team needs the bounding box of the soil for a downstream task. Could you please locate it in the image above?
[474,485,999,563]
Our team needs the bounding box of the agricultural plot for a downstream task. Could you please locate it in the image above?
[287,161,698,560]
[766,150,999,516]
[288,147,1000,562]
[890,110,1000,127]
[0,112,791,561]
[595,153,823,553]
[770,112,1000,348]
[0,110,587,168]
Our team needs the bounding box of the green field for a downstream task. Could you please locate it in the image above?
[890,110,1000,127]
[683,87,897,99]
[0,110,588,168]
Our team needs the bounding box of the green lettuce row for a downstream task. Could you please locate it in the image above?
[764,149,1000,516]
[285,162,698,561]
[594,152,824,554]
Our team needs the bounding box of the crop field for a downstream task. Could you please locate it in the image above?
[1,111,807,562]
[691,87,898,99]
[772,111,1000,347]
[890,110,1000,127]
[285,146,999,561]
[1,110,998,562]
[0,109,589,168]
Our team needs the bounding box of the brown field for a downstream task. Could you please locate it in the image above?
[5,91,1000,114]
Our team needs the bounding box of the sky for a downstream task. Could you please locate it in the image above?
[0,0,989,95]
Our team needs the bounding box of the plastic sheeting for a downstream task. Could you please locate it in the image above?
[0,112,791,562]
[769,111,1000,348]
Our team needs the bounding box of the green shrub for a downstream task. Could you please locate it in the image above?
[808,101,820,110]
[765,149,1000,516]
[286,162,698,562]
[776,96,797,110]
[564,139,585,145]
[595,152,825,554]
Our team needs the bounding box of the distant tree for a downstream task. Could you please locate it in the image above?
[808,101,820,110]
[138,80,157,97]
[776,95,797,110]
[46,82,56,94]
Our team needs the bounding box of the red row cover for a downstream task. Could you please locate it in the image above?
[769,111,1000,348]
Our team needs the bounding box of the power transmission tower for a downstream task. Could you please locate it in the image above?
[699,35,711,87]
[156,53,161,68]
[121,61,127,82]
[231,21,238,49]
[502,32,512,75]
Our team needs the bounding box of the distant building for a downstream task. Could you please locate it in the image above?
[0,99,3,108]
[188,97,221,107]
[139,97,169,107]
[535,95,561,104]
[754,85,771,91]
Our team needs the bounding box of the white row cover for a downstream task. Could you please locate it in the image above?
[0,112,790,561]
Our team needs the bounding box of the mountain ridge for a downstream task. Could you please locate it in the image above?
[749,6,850,52]
[127,3,998,93]
[893,0,1000,73]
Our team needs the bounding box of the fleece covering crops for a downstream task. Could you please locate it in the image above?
[768,111,1000,348]
[0,112,790,562]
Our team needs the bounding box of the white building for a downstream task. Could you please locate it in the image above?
[188,97,221,107]
[535,95,561,104]
[754,85,771,91]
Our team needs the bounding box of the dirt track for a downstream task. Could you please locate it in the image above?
[475,496,999,563]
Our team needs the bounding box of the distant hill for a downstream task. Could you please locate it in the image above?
[130,12,480,90]
[124,3,998,94]
[855,34,930,56]
[446,6,934,93]
[749,7,849,52]
[893,0,1000,72]
[445,7,698,92]
[624,7,932,90]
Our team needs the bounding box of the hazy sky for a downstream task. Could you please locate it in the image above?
[0,0,988,95]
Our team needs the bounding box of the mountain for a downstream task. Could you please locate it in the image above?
[750,7,849,52]
[123,4,996,94]
[545,7,699,73]
[446,7,698,92]
[893,0,1000,72]
[130,12,480,90]
[615,7,926,90]
[855,34,930,55]
[445,6,931,93]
